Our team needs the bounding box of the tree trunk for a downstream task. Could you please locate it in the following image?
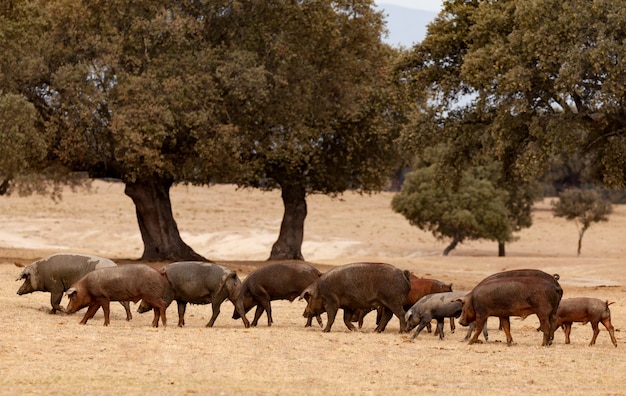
[124,177,207,262]
[577,228,586,256]
[498,241,506,257]
[443,237,461,256]
[269,184,307,261]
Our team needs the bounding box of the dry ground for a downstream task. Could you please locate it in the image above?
[1,180,625,395]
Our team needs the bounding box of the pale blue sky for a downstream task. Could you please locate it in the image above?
[377,0,443,12]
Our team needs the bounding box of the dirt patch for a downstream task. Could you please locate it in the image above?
[1,181,625,395]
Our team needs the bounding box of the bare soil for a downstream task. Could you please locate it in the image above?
[1,180,625,395]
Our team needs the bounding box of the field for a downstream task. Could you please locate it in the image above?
[1,180,624,395]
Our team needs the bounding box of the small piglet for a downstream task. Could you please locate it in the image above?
[66,264,168,327]
[556,297,617,347]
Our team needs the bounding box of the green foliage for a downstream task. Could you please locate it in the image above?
[218,0,402,193]
[400,0,626,189]
[392,160,513,254]
[0,93,43,178]
[552,188,612,255]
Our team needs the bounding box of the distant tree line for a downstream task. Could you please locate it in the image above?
[1,0,624,260]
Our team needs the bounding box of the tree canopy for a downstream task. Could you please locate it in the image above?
[398,0,626,187]
[392,151,512,255]
[1,0,401,261]
[552,188,612,256]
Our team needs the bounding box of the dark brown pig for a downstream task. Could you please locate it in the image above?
[137,261,249,328]
[556,297,617,347]
[66,264,168,327]
[465,268,562,340]
[300,262,411,333]
[478,268,560,285]
[458,273,563,346]
[232,262,323,327]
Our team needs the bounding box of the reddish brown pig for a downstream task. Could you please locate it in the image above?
[458,273,563,346]
[556,297,618,347]
[300,262,411,333]
[66,264,168,327]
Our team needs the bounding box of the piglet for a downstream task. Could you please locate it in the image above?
[556,297,617,347]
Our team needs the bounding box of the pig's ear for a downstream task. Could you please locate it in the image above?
[299,290,310,301]
[454,297,466,305]
[66,288,76,297]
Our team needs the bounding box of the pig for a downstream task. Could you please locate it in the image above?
[353,274,453,331]
[232,262,323,327]
[555,297,618,347]
[300,262,411,333]
[458,273,563,346]
[478,268,560,285]
[468,268,562,339]
[405,291,468,339]
[16,253,132,319]
[137,261,250,328]
[66,264,168,327]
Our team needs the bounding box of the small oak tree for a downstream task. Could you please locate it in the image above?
[552,189,613,256]
[392,162,512,256]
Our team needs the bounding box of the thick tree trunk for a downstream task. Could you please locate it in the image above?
[443,237,461,256]
[498,241,506,257]
[269,184,307,261]
[124,177,207,262]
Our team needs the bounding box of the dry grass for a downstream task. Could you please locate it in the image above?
[1,181,625,395]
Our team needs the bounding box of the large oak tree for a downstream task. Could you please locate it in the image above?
[3,0,241,261]
[215,1,403,260]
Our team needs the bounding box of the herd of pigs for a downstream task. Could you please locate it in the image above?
[15,253,618,347]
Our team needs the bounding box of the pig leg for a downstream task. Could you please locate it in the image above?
[375,308,393,332]
[323,303,339,333]
[537,314,554,346]
[176,301,187,327]
[207,297,228,328]
[251,305,265,327]
[589,321,601,346]
[305,314,323,328]
[261,299,274,327]
[500,317,514,345]
[80,303,101,325]
[464,322,474,341]
[101,300,111,326]
[120,301,132,321]
[342,309,357,331]
[468,316,487,344]
[149,299,167,328]
[152,308,160,327]
[50,291,67,315]
[600,317,618,347]
[390,305,408,334]
[563,322,573,344]
[411,320,430,339]
[436,319,446,340]
[450,317,455,333]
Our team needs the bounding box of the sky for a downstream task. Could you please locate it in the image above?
[376,2,441,47]
[377,0,444,13]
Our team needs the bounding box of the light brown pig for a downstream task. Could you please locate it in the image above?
[556,297,617,347]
